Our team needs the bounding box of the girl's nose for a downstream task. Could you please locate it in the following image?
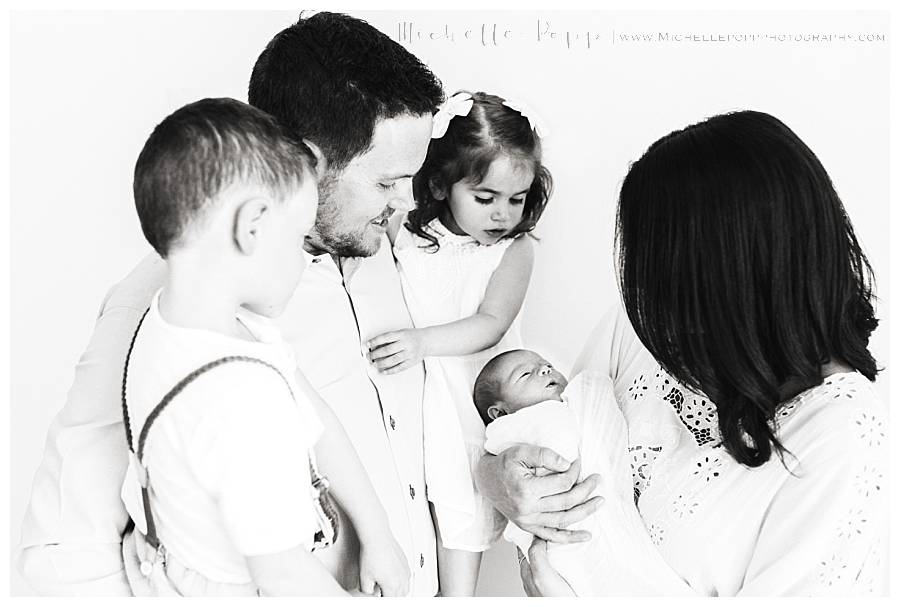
[491,207,510,222]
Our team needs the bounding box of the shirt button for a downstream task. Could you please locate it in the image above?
[420,554,425,568]
[389,415,396,430]
[409,485,416,499]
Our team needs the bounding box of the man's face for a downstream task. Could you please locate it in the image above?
[492,350,569,417]
[308,113,433,258]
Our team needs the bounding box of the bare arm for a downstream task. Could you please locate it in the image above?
[17,253,166,596]
[247,547,348,596]
[369,236,534,374]
[294,370,411,597]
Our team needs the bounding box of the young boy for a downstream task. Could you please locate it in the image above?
[120,98,409,596]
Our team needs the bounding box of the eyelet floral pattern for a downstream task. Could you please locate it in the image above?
[853,411,886,448]
[692,454,724,483]
[627,373,650,402]
[853,465,883,499]
[630,445,663,502]
[630,365,722,448]
[816,554,849,589]
[670,492,701,520]
[836,508,868,540]
[605,312,887,595]
[648,523,665,546]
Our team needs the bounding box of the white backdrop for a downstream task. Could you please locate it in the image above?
[9,10,889,597]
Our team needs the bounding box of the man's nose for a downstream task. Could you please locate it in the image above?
[388,180,415,212]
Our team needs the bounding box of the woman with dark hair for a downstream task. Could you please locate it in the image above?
[486,110,887,596]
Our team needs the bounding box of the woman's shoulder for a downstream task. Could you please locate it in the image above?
[778,371,886,463]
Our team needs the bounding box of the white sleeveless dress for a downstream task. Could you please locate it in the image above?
[393,218,522,551]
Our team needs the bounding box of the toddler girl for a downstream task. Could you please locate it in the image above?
[367,91,552,596]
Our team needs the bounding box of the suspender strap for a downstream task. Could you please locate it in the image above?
[121,308,332,550]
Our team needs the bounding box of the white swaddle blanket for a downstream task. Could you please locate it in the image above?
[484,371,690,595]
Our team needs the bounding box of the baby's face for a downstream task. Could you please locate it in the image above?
[493,350,568,415]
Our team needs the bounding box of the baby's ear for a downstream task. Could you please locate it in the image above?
[487,404,506,420]
[428,177,447,201]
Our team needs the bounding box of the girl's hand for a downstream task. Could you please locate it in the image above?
[367,329,426,374]
[358,533,411,597]
[518,539,576,597]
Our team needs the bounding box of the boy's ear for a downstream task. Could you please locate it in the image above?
[301,139,327,178]
[233,197,270,255]
[428,177,447,201]
[487,404,506,420]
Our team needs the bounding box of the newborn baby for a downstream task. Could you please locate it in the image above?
[474,350,582,465]
[474,350,686,595]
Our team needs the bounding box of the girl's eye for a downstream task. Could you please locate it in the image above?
[475,196,493,204]
[379,182,397,191]
[510,198,525,205]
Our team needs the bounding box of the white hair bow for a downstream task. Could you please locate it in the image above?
[431,92,474,139]
[501,97,549,138]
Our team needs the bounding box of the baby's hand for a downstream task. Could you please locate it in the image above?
[367,329,425,374]
[358,533,411,597]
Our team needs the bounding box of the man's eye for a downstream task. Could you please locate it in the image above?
[379,182,397,191]
[475,196,493,204]
[520,372,530,379]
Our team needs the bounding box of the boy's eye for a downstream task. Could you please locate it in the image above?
[475,196,494,204]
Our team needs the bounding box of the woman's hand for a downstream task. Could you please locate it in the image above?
[474,445,604,543]
[367,329,426,374]
[518,539,576,596]
[357,532,411,597]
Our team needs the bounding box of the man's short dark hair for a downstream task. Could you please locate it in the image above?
[133,97,316,257]
[248,11,444,171]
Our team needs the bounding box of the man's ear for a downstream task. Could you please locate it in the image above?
[302,139,327,178]
[428,177,447,201]
[233,197,269,255]
[487,404,506,420]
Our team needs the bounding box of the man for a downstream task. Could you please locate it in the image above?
[18,12,440,596]
[18,11,599,596]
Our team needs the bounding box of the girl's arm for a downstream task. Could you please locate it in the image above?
[368,235,534,374]
[293,369,411,597]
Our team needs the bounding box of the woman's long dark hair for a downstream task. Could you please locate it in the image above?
[615,110,879,467]
[408,91,552,250]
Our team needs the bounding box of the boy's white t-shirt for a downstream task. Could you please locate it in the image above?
[120,290,324,585]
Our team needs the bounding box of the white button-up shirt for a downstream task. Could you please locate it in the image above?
[17,235,438,596]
